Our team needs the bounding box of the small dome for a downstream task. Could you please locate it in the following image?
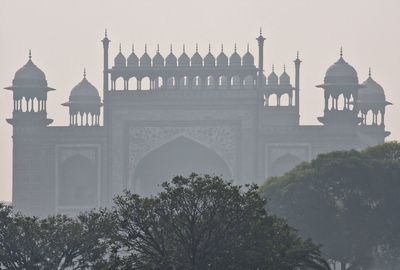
[127,45,139,67]
[242,46,254,67]
[114,45,126,67]
[153,46,164,67]
[324,49,358,84]
[70,70,100,103]
[13,52,47,88]
[217,45,228,67]
[191,45,203,67]
[358,70,386,104]
[204,45,215,67]
[229,45,241,67]
[140,45,151,67]
[279,66,290,85]
[178,45,190,67]
[268,66,278,85]
[166,46,177,67]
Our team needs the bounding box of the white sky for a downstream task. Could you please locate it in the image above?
[1,0,399,201]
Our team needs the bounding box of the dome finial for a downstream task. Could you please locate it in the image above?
[105,28,108,38]
[157,44,160,53]
[296,51,299,59]
[119,43,122,53]
[260,27,263,36]
[340,47,343,58]
[234,43,237,52]
[170,44,173,53]
[283,64,286,72]
[247,43,250,52]
[369,67,372,78]
[28,49,32,60]
[183,44,186,53]
[145,44,147,53]
[272,64,275,72]
[221,44,224,52]
[132,44,135,52]
[209,43,211,52]
[83,68,86,79]
[196,43,199,52]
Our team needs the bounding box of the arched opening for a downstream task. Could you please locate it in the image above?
[179,76,189,89]
[133,136,232,197]
[155,76,164,89]
[129,77,138,90]
[337,94,345,110]
[206,76,215,89]
[231,75,241,89]
[115,77,125,91]
[280,93,290,106]
[218,76,228,89]
[268,94,278,106]
[166,77,176,89]
[366,110,373,125]
[270,153,302,177]
[59,154,97,207]
[243,75,254,89]
[192,76,202,88]
[141,77,151,90]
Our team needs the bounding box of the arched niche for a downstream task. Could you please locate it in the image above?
[58,154,97,207]
[269,153,302,177]
[133,136,232,197]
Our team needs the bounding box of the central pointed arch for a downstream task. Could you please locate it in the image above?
[133,136,232,197]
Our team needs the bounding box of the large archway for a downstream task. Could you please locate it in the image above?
[133,136,232,197]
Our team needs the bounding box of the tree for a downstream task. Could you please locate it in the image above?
[0,204,114,269]
[261,142,400,270]
[113,173,330,270]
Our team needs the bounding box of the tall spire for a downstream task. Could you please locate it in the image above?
[83,68,86,79]
[157,44,160,53]
[132,44,135,52]
[369,67,372,78]
[340,47,343,58]
[119,43,121,53]
[170,44,173,53]
[105,28,108,38]
[283,64,286,72]
[296,51,299,59]
[221,44,224,52]
[260,27,263,36]
[196,43,199,53]
[234,43,237,52]
[272,64,275,72]
[247,43,250,52]
[28,49,32,60]
[183,44,186,53]
[145,44,147,53]
[209,43,211,52]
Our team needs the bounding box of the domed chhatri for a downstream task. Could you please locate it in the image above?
[114,44,126,67]
[191,44,203,67]
[217,44,228,67]
[69,70,101,101]
[242,44,255,67]
[153,45,164,67]
[62,69,102,126]
[229,44,241,67]
[358,69,391,105]
[279,65,290,85]
[140,44,151,67]
[127,44,139,67]
[204,44,215,68]
[166,45,177,67]
[267,65,278,85]
[324,48,358,85]
[178,45,190,67]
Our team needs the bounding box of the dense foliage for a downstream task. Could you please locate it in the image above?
[0,174,330,270]
[262,142,400,270]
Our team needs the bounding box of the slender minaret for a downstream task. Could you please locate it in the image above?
[294,51,302,123]
[101,29,110,92]
[256,28,266,88]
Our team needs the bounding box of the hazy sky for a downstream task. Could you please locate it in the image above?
[1,0,399,201]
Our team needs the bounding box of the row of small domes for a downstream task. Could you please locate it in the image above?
[114,44,255,68]
[9,50,388,104]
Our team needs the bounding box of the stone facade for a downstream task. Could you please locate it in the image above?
[4,33,391,216]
